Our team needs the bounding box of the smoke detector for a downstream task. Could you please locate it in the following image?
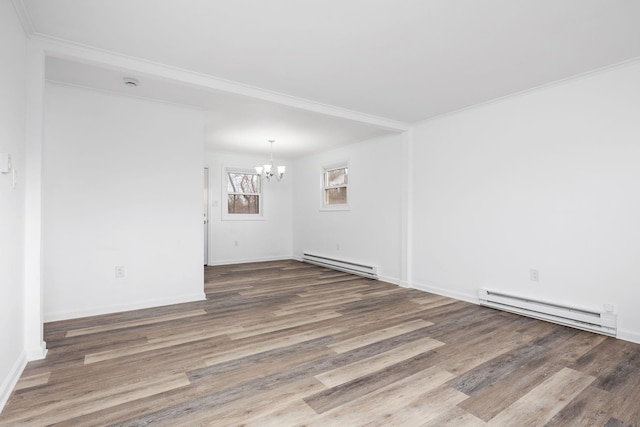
[123,77,139,87]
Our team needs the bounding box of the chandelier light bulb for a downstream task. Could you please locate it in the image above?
[255,140,285,182]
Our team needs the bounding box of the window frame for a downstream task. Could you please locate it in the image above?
[321,162,349,211]
[222,167,264,221]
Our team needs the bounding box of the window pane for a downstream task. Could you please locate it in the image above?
[324,187,347,205]
[227,173,259,194]
[227,195,260,214]
[325,167,348,187]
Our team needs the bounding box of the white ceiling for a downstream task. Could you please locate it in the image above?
[21,0,640,155]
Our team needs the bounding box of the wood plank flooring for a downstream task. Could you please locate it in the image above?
[1,260,639,426]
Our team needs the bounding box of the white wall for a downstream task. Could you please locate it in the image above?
[0,0,28,411]
[204,151,292,265]
[292,134,404,283]
[411,60,640,342]
[42,84,205,321]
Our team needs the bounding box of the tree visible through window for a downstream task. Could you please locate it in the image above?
[227,170,260,214]
[323,165,348,206]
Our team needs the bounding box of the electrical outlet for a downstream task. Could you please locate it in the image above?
[115,266,125,278]
[234,240,239,247]
[530,268,539,282]
[336,243,340,251]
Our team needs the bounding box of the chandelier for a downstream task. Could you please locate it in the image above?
[255,140,285,182]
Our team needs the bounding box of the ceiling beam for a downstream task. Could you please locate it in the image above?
[35,35,410,133]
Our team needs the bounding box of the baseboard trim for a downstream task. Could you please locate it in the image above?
[0,351,27,415]
[410,281,478,305]
[617,328,640,345]
[208,256,293,266]
[25,341,47,361]
[379,275,402,286]
[44,292,207,322]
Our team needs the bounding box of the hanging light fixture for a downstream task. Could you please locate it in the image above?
[255,140,285,182]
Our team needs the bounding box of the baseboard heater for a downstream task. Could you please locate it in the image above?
[479,288,617,337]
[302,253,378,279]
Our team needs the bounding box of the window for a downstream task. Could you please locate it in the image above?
[323,164,348,208]
[225,169,262,218]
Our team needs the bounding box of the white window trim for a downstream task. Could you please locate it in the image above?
[222,167,264,221]
[320,162,350,211]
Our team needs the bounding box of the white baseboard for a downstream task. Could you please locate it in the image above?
[617,328,640,344]
[44,292,206,322]
[410,281,478,305]
[25,341,47,361]
[0,351,27,415]
[208,256,293,266]
[379,275,402,286]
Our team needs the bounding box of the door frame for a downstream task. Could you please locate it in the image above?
[204,167,209,266]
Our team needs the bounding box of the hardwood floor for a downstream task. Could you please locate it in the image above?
[1,260,639,426]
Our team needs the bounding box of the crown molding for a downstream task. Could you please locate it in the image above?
[413,55,640,127]
[33,35,410,133]
[10,0,34,35]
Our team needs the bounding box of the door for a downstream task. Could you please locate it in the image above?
[204,167,209,266]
